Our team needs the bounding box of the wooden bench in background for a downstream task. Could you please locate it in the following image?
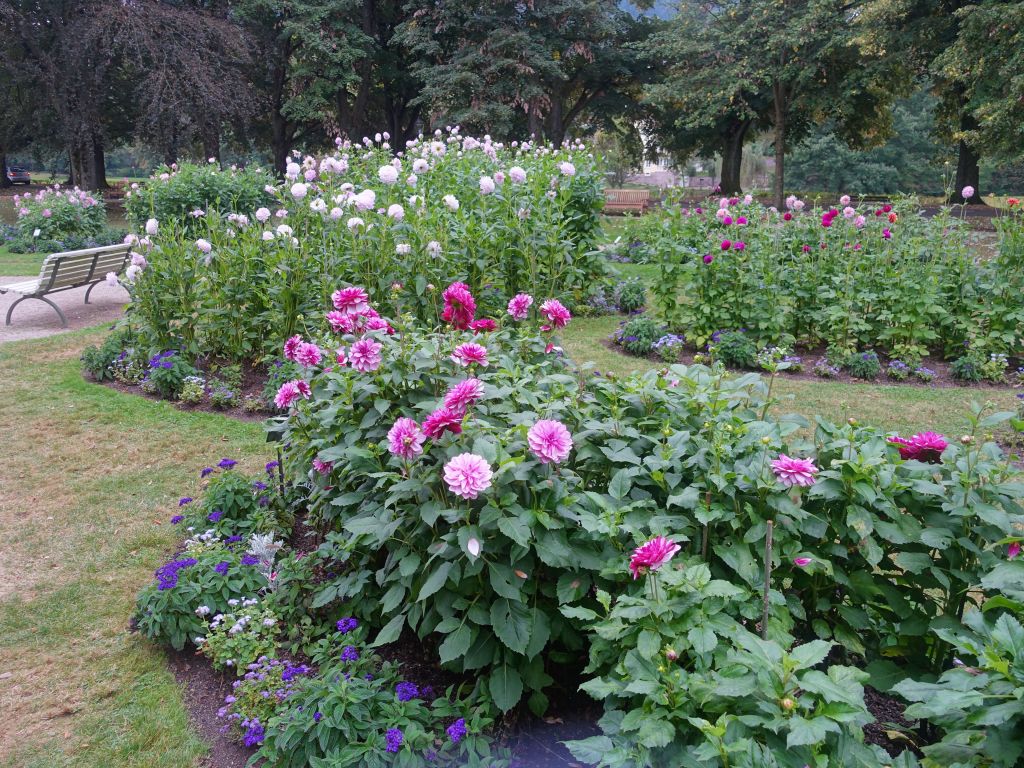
[0,243,131,327]
[603,188,651,215]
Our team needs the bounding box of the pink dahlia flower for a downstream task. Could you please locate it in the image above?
[387,417,426,460]
[422,406,464,439]
[771,454,819,487]
[527,419,573,464]
[469,318,497,333]
[629,536,681,580]
[326,310,355,334]
[793,557,813,567]
[295,342,323,368]
[451,343,488,368]
[539,299,571,331]
[441,282,476,330]
[443,378,485,413]
[349,338,383,373]
[443,453,493,500]
[331,286,370,315]
[283,334,303,362]
[1009,542,1021,560]
[312,458,333,475]
[889,432,947,463]
[274,379,311,409]
[507,293,534,320]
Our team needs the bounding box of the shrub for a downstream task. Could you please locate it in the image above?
[614,315,664,355]
[846,350,882,380]
[145,350,199,398]
[887,360,911,381]
[242,625,500,765]
[614,278,646,313]
[951,354,983,382]
[9,186,106,245]
[709,329,756,368]
[134,536,270,650]
[178,463,287,539]
[651,334,685,363]
[812,356,842,378]
[81,327,135,382]
[209,385,237,410]
[198,599,279,672]
[913,365,937,383]
[980,353,1009,383]
[123,162,275,230]
[179,375,207,404]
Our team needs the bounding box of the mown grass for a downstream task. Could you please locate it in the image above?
[0,327,265,768]
[0,242,44,276]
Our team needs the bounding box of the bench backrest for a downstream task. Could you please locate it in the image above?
[36,244,132,293]
[604,189,651,204]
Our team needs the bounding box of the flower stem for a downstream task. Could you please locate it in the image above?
[761,520,774,640]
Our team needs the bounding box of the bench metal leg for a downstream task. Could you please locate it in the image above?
[84,280,100,304]
[5,295,68,328]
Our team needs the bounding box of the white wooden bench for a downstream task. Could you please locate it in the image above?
[0,244,131,327]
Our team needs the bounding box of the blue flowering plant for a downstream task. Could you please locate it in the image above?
[177,460,288,538]
[237,621,502,767]
[197,598,280,673]
[143,349,200,398]
[134,537,269,650]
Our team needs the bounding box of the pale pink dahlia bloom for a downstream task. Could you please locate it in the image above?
[507,293,534,320]
[349,338,383,373]
[387,417,426,460]
[443,378,485,413]
[527,419,573,464]
[629,536,681,579]
[771,455,819,487]
[443,453,493,500]
[331,286,370,315]
[422,407,464,439]
[274,379,311,409]
[889,432,947,463]
[294,342,323,368]
[451,343,488,368]
[539,298,571,331]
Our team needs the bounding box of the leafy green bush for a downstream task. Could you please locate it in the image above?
[9,186,106,245]
[615,278,646,313]
[845,350,882,380]
[175,464,286,539]
[134,539,270,651]
[144,350,199,398]
[709,329,756,369]
[198,600,279,672]
[614,315,664,355]
[652,334,685,363]
[179,375,206,404]
[81,327,135,381]
[951,354,983,382]
[123,161,274,230]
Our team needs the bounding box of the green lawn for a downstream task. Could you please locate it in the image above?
[0,242,44,276]
[0,306,1019,766]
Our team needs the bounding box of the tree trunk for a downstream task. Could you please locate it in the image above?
[772,83,786,210]
[719,119,751,195]
[0,151,11,188]
[950,113,983,204]
[70,134,108,190]
[92,136,107,189]
[547,97,565,147]
[527,98,542,140]
[271,112,290,176]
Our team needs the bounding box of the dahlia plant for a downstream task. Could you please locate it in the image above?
[10,185,107,247]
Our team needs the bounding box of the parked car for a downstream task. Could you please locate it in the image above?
[5,166,31,184]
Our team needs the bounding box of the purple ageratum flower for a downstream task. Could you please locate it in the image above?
[395,682,419,702]
[447,718,467,744]
[265,460,279,475]
[241,554,259,566]
[242,720,265,747]
[155,557,198,590]
[336,617,358,634]
[179,497,193,506]
[281,663,312,682]
[208,510,223,522]
[170,515,184,525]
[340,646,359,662]
[385,728,403,753]
[200,467,215,478]
[218,458,237,470]
[214,561,230,575]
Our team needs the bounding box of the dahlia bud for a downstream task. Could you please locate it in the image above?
[780,697,795,711]
[960,435,973,445]
[848,417,858,427]
[665,648,678,662]
[760,436,771,445]
[426,283,435,292]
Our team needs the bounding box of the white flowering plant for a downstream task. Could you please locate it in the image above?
[198,600,280,673]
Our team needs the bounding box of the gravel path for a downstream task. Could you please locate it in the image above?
[0,276,128,343]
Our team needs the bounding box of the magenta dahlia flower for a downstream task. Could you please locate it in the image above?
[443,378,485,413]
[441,282,476,330]
[771,454,819,487]
[527,419,573,464]
[443,453,493,499]
[422,407,463,439]
[331,286,370,315]
[312,458,333,475]
[349,338,382,373]
[387,417,426,460]
[539,299,571,331]
[294,342,323,368]
[793,557,813,567]
[469,318,496,333]
[283,334,303,362]
[629,536,681,580]
[1009,542,1021,560]
[451,342,488,368]
[507,293,534,320]
[326,310,355,334]
[274,379,311,409]
[889,432,947,463]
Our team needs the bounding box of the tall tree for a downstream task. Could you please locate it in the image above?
[397,0,646,143]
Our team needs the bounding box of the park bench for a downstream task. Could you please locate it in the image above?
[604,188,651,215]
[0,243,131,328]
